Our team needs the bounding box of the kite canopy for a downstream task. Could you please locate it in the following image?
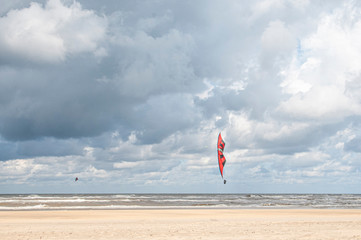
[217,133,226,183]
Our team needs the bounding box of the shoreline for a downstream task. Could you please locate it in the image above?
[1,209,361,239]
[2,206,361,211]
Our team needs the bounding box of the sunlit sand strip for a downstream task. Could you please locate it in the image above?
[1,209,361,240]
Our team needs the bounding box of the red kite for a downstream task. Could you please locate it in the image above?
[217,133,227,184]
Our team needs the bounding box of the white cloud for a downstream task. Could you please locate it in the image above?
[278,85,361,121]
[113,161,144,169]
[278,2,361,121]
[0,0,107,63]
[0,159,38,177]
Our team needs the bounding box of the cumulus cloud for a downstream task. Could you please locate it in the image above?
[0,0,107,64]
[279,4,361,121]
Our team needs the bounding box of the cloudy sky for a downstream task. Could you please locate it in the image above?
[1,0,361,194]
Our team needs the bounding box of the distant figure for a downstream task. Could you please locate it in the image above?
[75,177,78,182]
[224,179,227,184]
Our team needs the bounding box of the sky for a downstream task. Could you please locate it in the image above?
[1,0,361,194]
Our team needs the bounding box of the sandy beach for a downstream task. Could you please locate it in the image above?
[1,209,361,239]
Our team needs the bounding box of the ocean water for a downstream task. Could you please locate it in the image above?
[0,194,361,210]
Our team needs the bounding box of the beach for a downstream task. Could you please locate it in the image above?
[1,209,361,239]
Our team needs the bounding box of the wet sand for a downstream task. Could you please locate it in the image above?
[1,209,361,239]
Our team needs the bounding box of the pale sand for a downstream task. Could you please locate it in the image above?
[1,209,361,240]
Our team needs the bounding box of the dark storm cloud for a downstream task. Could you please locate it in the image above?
[0,137,83,161]
[0,57,123,140]
[131,94,202,144]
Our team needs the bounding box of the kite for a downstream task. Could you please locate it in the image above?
[217,133,227,184]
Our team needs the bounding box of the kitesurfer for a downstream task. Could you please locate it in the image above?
[75,177,78,181]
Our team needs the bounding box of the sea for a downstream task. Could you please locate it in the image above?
[1,194,361,210]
